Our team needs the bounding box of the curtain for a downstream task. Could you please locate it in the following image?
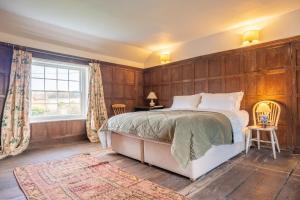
[0,50,32,159]
[86,62,108,143]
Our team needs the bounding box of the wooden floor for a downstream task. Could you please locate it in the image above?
[0,141,299,200]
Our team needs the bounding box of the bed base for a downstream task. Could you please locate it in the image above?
[111,132,245,180]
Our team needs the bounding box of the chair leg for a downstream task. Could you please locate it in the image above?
[273,130,281,153]
[246,129,252,154]
[245,130,249,154]
[270,131,277,159]
[257,130,260,150]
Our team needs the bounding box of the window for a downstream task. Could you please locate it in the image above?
[30,58,88,122]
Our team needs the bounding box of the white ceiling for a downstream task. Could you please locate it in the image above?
[0,0,300,65]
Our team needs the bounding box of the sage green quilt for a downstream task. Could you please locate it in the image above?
[107,110,233,167]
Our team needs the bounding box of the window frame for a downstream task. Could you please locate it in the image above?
[30,58,89,123]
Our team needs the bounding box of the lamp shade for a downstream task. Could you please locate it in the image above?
[147,91,157,100]
[242,30,259,45]
[160,52,170,64]
[256,102,271,113]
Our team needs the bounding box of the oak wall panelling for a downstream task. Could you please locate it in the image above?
[144,36,300,152]
[101,62,143,117]
[292,40,300,153]
[29,119,87,147]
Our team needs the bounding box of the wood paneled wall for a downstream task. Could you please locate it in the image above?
[30,119,87,146]
[144,37,300,151]
[292,41,300,152]
[101,62,144,117]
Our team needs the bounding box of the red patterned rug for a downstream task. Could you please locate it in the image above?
[14,154,188,200]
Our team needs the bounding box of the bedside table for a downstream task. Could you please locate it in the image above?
[134,105,164,111]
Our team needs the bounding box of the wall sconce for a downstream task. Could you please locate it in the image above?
[160,52,170,64]
[242,30,259,45]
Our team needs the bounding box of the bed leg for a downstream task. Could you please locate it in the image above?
[140,141,144,163]
[190,178,196,182]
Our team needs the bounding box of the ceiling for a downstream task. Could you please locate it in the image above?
[0,0,300,65]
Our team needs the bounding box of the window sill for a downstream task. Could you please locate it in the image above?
[30,116,86,124]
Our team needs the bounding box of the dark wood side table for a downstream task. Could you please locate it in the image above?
[134,105,164,111]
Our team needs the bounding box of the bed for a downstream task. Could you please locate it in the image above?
[99,93,249,180]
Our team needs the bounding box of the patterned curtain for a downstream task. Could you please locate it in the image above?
[86,62,108,142]
[0,50,32,159]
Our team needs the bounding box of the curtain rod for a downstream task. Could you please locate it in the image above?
[0,41,102,64]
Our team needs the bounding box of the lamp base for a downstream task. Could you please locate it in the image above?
[149,99,155,107]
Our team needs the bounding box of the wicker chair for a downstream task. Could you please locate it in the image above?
[112,104,126,115]
[246,100,281,159]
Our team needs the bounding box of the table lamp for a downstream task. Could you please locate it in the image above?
[256,102,271,128]
[147,91,157,107]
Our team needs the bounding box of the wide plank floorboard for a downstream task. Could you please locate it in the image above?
[276,175,300,200]
[226,169,288,200]
[190,165,255,200]
[0,142,299,200]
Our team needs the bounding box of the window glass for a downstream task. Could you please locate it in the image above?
[31,65,44,78]
[58,80,68,91]
[69,81,80,91]
[69,69,80,81]
[45,67,57,79]
[30,58,88,121]
[31,91,45,104]
[31,79,44,91]
[45,79,57,91]
[46,92,57,103]
[58,68,68,80]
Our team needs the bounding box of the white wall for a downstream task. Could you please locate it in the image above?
[0,31,145,68]
[144,9,300,67]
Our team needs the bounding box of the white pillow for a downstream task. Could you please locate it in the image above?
[198,92,244,111]
[171,94,201,109]
[233,92,244,110]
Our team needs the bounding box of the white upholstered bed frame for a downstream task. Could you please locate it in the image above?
[111,132,245,181]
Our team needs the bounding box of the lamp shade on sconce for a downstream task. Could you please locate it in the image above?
[242,30,259,45]
[160,52,170,64]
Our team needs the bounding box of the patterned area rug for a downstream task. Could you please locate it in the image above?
[14,154,188,200]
